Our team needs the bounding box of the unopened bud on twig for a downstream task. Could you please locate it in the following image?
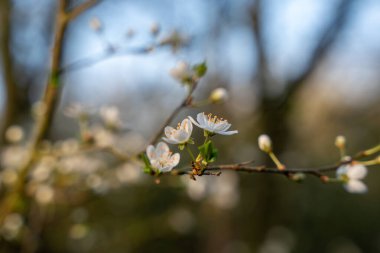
[170,61,192,83]
[335,135,346,149]
[209,88,228,103]
[258,134,272,153]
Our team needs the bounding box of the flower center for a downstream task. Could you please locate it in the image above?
[206,113,226,124]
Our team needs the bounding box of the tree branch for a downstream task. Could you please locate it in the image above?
[0,0,16,144]
[171,162,349,183]
[283,0,353,102]
[149,83,197,145]
[58,45,154,75]
[67,0,101,21]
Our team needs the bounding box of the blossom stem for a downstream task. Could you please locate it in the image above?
[186,144,195,161]
[354,144,380,159]
[268,151,285,170]
[325,177,342,183]
[359,159,379,166]
[339,146,346,159]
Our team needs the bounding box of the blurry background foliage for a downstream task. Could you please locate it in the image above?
[0,0,380,252]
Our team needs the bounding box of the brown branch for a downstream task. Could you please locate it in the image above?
[0,0,17,144]
[249,0,273,95]
[0,0,99,225]
[58,45,154,75]
[172,162,346,182]
[67,0,101,21]
[283,0,354,102]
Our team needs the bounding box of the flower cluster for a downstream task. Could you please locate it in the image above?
[145,112,238,174]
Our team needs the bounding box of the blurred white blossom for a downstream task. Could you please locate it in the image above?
[64,103,94,119]
[1,146,28,168]
[5,125,24,143]
[35,184,55,205]
[1,213,23,240]
[336,164,368,194]
[116,163,143,184]
[1,169,18,186]
[209,171,240,210]
[99,106,123,129]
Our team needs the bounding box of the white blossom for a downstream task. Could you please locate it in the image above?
[163,118,193,144]
[336,164,368,194]
[189,112,238,135]
[146,142,180,173]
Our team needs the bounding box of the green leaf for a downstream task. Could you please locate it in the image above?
[193,62,207,78]
[141,153,153,174]
[198,140,218,164]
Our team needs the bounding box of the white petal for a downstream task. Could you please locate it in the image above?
[344,180,368,194]
[181,118,193,134]
[176,131,190,142]
[156,142,170,157]
[188,116,203,129]
[162,137,179,144]
[170,153,180,167]
[196,113,207,127]
[346,164,367,180]
[217,130,238,135]
[160,153,180,172]
[336,165,348,178]
[214,122,231,132]
[146,145,155,160]
[164,126,176,138]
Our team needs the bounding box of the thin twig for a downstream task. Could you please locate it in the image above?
[149,83,197,145]
[172,161,349,182]
[59,45,154,75]
[67,0,101,21]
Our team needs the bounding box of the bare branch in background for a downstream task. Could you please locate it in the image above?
[0,0,17,144]
[284,0,354,102]
[250,0,273,96]
[67,0,102,21]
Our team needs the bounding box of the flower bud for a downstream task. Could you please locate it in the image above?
[170,61,190,81]
[209,88,228,103]
[335,135,346,149]
[290,173,306,182]
[258,134,272,153]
